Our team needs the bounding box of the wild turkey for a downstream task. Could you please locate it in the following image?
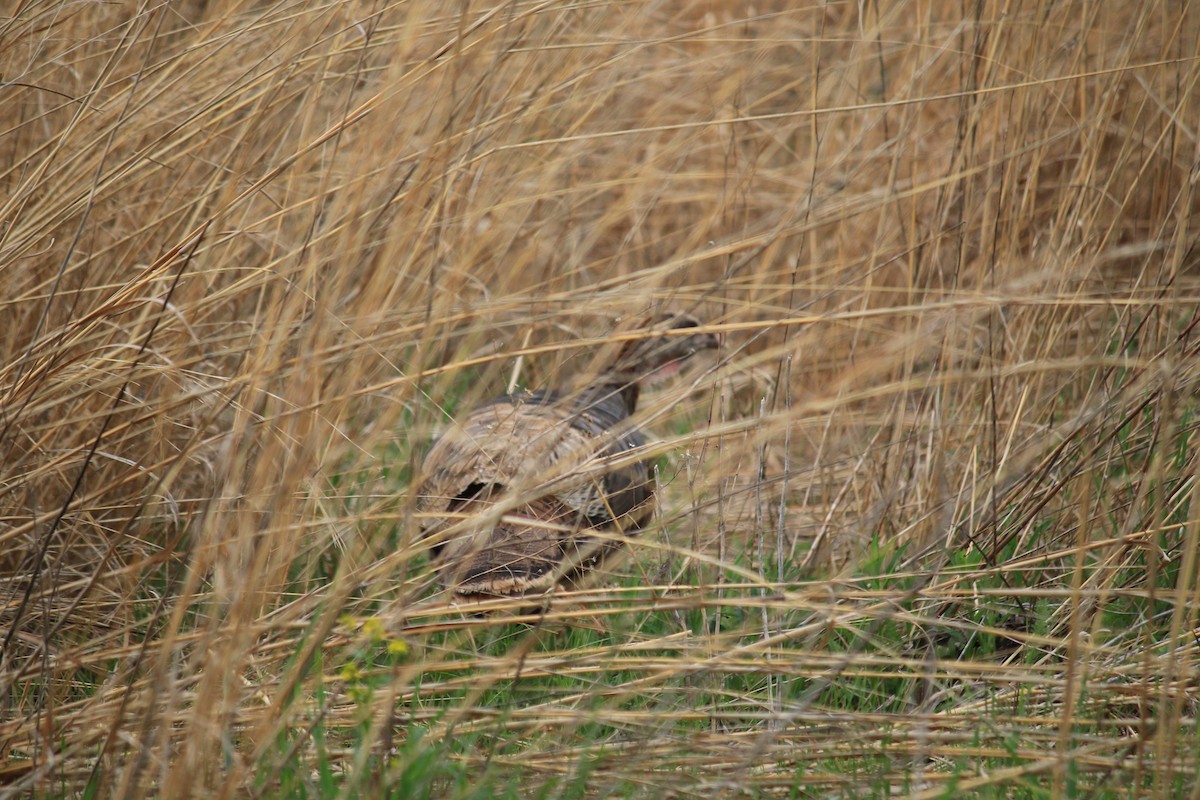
[415,312,720,599]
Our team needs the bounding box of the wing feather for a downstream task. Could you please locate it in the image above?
[416,390,657,596]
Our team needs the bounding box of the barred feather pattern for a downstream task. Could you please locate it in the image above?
[415,313,718,599]
[416,389,654,597]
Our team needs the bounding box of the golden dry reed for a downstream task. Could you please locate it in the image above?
[2,1,1199,797]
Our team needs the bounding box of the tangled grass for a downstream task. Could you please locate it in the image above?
[2,1,1199,797]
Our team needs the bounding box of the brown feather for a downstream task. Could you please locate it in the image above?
[415,312,719,599]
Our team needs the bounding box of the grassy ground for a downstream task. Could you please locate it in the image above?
[3,1,1200,797]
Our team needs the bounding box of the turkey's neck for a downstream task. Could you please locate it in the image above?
[573,373,639,417]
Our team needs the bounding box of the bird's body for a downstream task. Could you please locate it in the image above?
[415,313,719,599]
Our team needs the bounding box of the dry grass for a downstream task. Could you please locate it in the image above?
[2,0,1199,797]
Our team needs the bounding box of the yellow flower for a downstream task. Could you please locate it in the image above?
[361,617,386,642]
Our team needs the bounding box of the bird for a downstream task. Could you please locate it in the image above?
[415,312,720,600]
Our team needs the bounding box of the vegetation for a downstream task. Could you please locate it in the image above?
[2,1,1198,796]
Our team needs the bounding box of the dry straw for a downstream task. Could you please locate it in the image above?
[2,1,1199,797]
